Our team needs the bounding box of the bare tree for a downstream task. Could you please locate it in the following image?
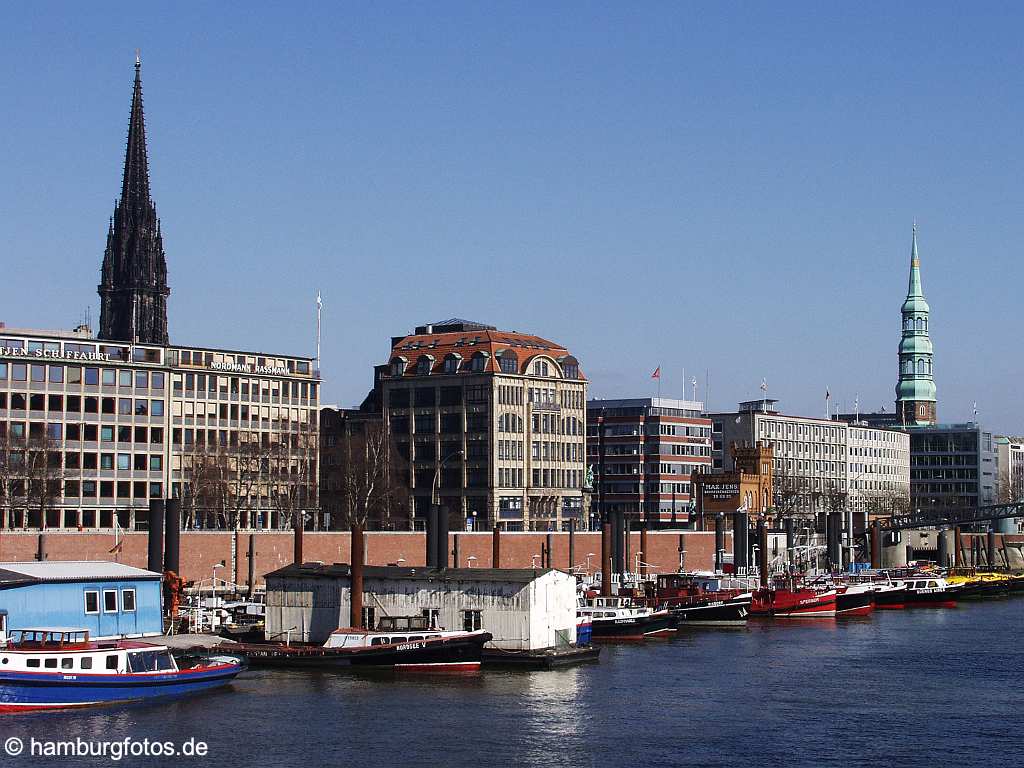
[22,435,65,530]
[772,468,811,520]
[180,446,231,529]
[272,424,319,530]
[0,431,21,529]
[997,468,1024,505]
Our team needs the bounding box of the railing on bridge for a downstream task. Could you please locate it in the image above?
[882,502,1024,531]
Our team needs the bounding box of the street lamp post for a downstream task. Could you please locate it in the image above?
[431,450,464,568]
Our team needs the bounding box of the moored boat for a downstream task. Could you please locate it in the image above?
[0,628,242,713]
[898,576,960,608]
[870,582,907,610]
[234,616,491,672]
[835,583,875,617]
[652,573,752,627]
[577,597,676,640]
[751,586,837,618]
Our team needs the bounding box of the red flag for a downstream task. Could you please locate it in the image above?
[651,367,661,379]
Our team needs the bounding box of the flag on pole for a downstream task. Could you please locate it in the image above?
[825,389,831,401]
[651,367,661,379]
[760,378,768,393]
[316,291,323,311]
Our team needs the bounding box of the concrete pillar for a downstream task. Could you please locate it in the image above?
[870,521,882,569]
[568,518,575,572]
[492,527,501,569]
[954,526,964,568]
[937,529,949,569]
[785,517,795,568]
[987,528,996,569]
[426,505,438,568]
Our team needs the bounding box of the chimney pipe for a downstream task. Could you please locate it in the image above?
[601,521,612,596]
[492,526,501,568]
[293,506,304,565]
[164,498,181,574]
[350,524,365,629]
[435,506,449,569]
[147,499,164,573]
[426,505,438,568]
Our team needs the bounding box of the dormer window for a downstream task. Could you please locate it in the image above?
[497,350,518,374]
[470,352,488,373]
[443,354,461,374]
[390,357,407,377]
[416,356,434,376]
[533,360,549,376]
[560,356,580,380]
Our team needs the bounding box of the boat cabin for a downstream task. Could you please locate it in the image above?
[0,627,177,675]
[323,616,464,649]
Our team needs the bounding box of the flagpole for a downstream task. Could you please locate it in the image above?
[315,291,322,374]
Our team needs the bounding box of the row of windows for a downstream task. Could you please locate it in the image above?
[174,373,317,402]
[175,349,310,375]
[0,363,165,389]
[391,352,580,380]
[173,401,316,424]
[0,392,163,416]
[1,422,164,444]
[63,480,164,499]
[530,468,582,488]
[531,441,584,462]
[497,440,524,461]
[900,358,934,376]
[84,588,136,614]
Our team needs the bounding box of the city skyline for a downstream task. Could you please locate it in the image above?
[2,5,1022,431]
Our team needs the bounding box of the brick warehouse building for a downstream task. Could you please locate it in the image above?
[378,319,588,532]
[0,60,318,531]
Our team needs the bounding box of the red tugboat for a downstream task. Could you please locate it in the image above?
[750,577,838,618]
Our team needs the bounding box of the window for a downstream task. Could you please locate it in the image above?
[44,658,58,669]
[443,355,460,374]
[84,590,99,614]
[470,353,487,372]
[421,608,441,629]
[61,658,73,669]
[416,356,433,375]
[103,589,118,613]
[106,655,118,670]
[117,454,131,471]
[362,606,376,630]
[122,589,136,612]
[80,657,93,670]
[27,659,40,668]
[390,358,407,377]
[151,400,164,416]
[463,610,483,631]
[498,352,518,374]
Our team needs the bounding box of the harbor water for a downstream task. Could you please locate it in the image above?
[5,599,1022,768]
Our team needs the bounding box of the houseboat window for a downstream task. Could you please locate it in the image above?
[463,610,483,632]
[106,655,118,670]
[369,637,390,646]
[103,590,118,613]
[927,581,938,588]
[361,607,375,630]
[44,658,58,669]
[122,589,136,612]
[27,659,40,668]
[421,608,440,629]
[84,590,100,614]
[127,651,175,672]
[80,657,93,670]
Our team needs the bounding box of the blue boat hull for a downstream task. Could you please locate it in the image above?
[0,663,242,712]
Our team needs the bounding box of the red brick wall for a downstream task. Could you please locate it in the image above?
[0,530,729,586]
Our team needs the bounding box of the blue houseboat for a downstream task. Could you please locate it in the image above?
[0,562,163,639]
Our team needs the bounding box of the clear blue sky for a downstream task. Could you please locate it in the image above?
[2,3,1022,432]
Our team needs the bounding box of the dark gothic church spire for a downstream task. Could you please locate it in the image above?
[98,55,170,345]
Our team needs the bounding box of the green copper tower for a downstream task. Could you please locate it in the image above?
[896,224,937,425]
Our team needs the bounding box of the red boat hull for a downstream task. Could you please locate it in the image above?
[751,588,837,618]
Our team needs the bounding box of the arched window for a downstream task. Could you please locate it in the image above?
[903,317,912,330]
[916,359,926,375]
[443,354,461,374]
[532,360,550,376]
[498,351,518,374]
[916,317,925,331]
[390,357,407,377]
[416,356,433,376]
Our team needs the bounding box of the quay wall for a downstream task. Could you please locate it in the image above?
[0,530,727,587]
